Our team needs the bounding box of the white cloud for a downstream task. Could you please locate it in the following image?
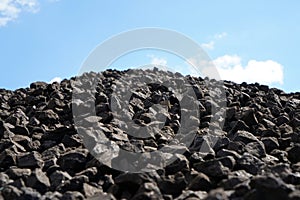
[49,77,62,83]
[213,55,284,85]
[201,41,215,50]
[214,32,227,39]
[148,55,167,66]
[201,32,227,51]
[0,0,38,27]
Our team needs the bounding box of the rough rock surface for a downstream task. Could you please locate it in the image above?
[0,68,300,199]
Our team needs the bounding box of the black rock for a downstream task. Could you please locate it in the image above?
[246,174,294,200]
[158,172,187,196]
[231,130,259,144]
[26,168,51,193]
[49,170,72,189]
[241,108,258,127]
[131,182,163,200]
[17,151,44,168]
[0,172,11,186]
[57,175,88,193]
[287,144,300,163]
[57,151,88,175]
[42,191,63,200]
[187,171,212,191]
[220,170,252,190]
[61,191,85,200]
[1,69,300,199]
[261,137,280,153]
[82,183,103,198]
[20,187,42,200]
[236,153,265,175]
[244,141,266,158]
[194,160,230,178]
[0,149,16,169]
[5,167,31,179]
[1,185,23,199]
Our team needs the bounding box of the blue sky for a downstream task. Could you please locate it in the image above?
[0,0,299,92]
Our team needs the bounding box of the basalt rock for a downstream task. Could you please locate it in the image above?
[0,68,299,199]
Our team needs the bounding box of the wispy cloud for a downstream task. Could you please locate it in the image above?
[201,32,227,51]
[148,55,167,66]
[213,32,227,39]
[201,41,215,50]
[213,55,284,85]
[0,0,39,27]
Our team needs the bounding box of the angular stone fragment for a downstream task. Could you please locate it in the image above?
[187,172,212,191]
[42,191,63,200]
[60,191,84,200]
[5,167,31,179]
[244,141,266,158]
[158,172,187,196]
[0,172,11,186]
[247,174,294,200]
[17,151,44,168]
[83,183,103,198]
[287,144,300,163]
[241,108,258,127]
[0,149,16,169]
[194,160,229,178]
[236,153,265,175]
[21,187,42,200]
[57,151,87,174]
[261,137,279,153]
[231,130,258,144]
[1,185,23,199]
[49,170,72,189]
[131,182,163,200]
[26,168,50,193]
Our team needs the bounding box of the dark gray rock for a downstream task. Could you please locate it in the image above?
[289,190,300,200]
[261,137,279,153]
[17,151,44,168]
[131,182,163,200]
[49,170,72,189]
[216,149,241,160]
[5,167,31,179]
[244,141,266,158]
[158,172,187,196]
[287,144,300,163]
[205,188,230,200]
[165,154,189,175]
[20,187,42,200]
[231,130,258,144]
[275,115,290,126]
[57,175,88,192]
[57,151,87,175]
[194,160,230,178]
[187,172,212,191]
[61,191,85,200]
[1,68,300,199]
[241,108,259,127]
[219,170,252,190]
[26,168,50,193]
[42,191,63,200]
[246,174,294,200]
[1,185,23,199]
[0,172,11,186]
[82,183,103,198]
[236,153,265,175]
[0,149,16,169]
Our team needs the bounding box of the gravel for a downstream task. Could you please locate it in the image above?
[0,68,300,199]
